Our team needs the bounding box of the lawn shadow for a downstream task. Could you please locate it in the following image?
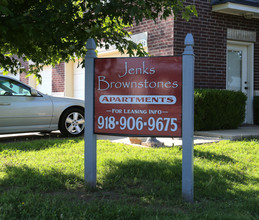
[101,158,183,200]
[0,137,83,152]
[100,156,258,207]
[194,149,236,163]
[0,165,84,193]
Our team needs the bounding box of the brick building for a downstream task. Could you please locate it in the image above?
[129,0,259,124]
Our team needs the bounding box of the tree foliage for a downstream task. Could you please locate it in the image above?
[0,0,197,78]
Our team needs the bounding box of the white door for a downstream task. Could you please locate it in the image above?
[227,44,252,124]
[73,64,85,100]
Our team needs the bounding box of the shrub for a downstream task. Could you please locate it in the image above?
[253,96,259,125]
[194,89,247,131]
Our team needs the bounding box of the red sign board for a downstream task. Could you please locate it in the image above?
[94,57,182,137]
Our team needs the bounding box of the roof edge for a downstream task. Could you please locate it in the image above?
[211,0,259,7]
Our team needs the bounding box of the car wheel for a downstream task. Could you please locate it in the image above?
[59,108,85,137]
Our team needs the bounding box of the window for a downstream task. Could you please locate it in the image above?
[0,77,32,96]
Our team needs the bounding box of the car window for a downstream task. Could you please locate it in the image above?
[0,77,33,96]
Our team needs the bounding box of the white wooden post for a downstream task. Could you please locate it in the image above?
[182,33,195,202]
[85,38,97,187]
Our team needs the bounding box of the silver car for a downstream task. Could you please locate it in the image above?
[0,75,85,137]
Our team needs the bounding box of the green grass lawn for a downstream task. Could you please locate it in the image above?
[0,138,258,219]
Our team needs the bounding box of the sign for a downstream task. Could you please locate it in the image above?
[86,34,194,202]
[94,57,182,137]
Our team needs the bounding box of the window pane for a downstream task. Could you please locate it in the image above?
[227,50,242,91]
[0,77,31,96]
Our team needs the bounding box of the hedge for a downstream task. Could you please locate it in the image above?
[254,96,259,125]
[194,89,247,131]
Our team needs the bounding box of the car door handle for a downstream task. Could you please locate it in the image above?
[0,102,11,106]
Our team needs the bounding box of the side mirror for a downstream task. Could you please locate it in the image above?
[30,88,38,96]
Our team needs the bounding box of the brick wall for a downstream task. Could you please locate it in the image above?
[52,62,65,93]
[128,17,174,56]
[174,0,259,89]
[19,72,29,84]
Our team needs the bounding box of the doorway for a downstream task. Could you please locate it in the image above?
[227,42,254,124]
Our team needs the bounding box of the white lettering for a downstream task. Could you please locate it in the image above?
[98,76,110,91]
[99,95,177,104]
[119,62,156,78]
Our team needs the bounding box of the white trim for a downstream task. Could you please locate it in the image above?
[227,40,254,124]
[212,2,259,19]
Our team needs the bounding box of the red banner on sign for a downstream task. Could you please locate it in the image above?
[94,56,182,137]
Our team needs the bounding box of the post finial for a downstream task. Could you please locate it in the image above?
[184,33,194,46]
[85,38,96,58]
[86,38,96,50]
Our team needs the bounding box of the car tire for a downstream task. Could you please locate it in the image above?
[59,108,85,137]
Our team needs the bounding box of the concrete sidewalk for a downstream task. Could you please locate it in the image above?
[195,125,259,141]
[97,135,222,147]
